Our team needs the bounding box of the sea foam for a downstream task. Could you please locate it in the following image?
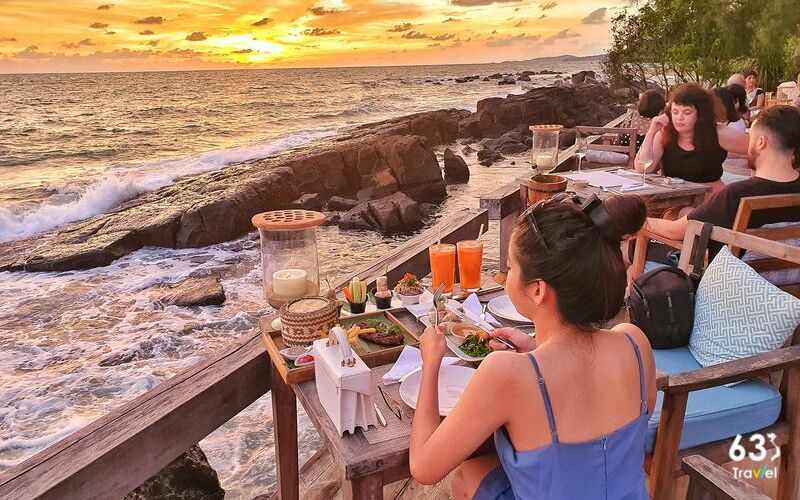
[0,129,335,243]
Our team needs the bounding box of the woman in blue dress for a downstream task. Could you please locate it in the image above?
[409,194,656,499]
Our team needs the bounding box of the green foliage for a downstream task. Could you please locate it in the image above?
[603,0,800,91]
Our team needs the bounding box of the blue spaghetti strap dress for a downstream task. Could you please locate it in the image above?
[474,333,651,500]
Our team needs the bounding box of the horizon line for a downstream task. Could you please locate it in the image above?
[0,53,603,76]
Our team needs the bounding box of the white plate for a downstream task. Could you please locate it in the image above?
[398,364,477,416]
[487,294,532,323]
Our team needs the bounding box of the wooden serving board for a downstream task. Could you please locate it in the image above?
[260,308,425,385]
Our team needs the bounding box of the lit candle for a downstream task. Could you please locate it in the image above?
[536,154,556,169]
[272,268,308,298]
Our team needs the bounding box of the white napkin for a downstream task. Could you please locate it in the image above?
[381,346,460,384]
[462,293,501,328]
[619,183,650,192]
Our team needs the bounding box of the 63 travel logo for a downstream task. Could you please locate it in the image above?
[729,433,781,480]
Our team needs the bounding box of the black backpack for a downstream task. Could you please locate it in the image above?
[628,223,712,349]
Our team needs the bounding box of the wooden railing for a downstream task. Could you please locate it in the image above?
[480,111,634,272]
[0,208,487,500]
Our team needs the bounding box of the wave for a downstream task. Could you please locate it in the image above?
[0,128,336,243]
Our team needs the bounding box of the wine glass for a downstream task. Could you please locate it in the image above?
[635,154,653,187]
[574,136,587,174]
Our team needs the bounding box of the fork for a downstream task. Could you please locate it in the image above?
[431,284,445,329]
[480,303,518,352]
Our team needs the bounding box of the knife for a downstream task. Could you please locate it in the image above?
[374,403,387,427]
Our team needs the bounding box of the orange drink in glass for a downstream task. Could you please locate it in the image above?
[457,240,483,292]
[429,243,456,295]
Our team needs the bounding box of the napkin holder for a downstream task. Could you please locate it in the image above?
[313,326,377,436]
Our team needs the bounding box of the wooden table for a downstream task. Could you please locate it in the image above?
[518,168,709,216]
[269,286,515,499]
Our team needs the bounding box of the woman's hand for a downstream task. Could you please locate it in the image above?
[488,327,536,353]
[648,113,669,132]
[420,325,447,367]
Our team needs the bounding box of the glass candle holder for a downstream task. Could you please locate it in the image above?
[529,124,564,174]
[252,210,326,310]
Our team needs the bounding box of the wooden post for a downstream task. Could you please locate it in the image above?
[648,391,688,500]
[271,360,299,500]
[777,366,800,500]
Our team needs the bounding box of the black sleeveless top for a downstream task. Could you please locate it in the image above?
[661,139,727,183]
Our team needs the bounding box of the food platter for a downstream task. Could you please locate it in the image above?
[420,304,493,362]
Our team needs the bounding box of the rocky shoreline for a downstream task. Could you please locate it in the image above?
[0,81,629,274]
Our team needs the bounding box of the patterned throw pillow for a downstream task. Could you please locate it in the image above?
[689,245,800,367]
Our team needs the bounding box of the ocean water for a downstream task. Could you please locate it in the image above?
[0,60,596,497]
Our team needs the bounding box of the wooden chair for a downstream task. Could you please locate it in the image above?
[646,221,800,499]
[575,125,638,170]
[682,455,771,500]
[631,193,800,296]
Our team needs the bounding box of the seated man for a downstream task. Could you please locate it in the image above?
[637,105,800,264]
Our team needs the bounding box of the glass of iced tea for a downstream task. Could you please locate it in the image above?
[457,240,483,292]
[429,243,456,295]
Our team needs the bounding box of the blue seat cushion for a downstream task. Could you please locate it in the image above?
[646,347,782,453]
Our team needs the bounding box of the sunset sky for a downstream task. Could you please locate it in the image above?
[0,0,629,73]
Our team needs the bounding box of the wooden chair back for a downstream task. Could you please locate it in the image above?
[630,193,800,283]
[575,125,638,170]
[730,193,800,297]
[682,455,772,500]
[646,223,800,499]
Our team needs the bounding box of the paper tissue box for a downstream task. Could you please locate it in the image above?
[313,326,377,435]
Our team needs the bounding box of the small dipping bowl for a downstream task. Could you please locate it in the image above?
[449,323,488,342]
[280,346,310,362]
[572,179,589,188]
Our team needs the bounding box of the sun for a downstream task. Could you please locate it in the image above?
[205,35,286,62]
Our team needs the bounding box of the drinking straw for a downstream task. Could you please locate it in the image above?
[477,223,484,239]
[437,227,442,245]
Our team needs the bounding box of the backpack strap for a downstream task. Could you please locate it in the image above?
[690,222,713,276]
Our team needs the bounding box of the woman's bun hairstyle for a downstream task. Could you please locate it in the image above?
[512,195,646,329]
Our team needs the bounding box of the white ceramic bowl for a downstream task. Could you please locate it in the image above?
[396,292,422,306]
[280,346,310,362]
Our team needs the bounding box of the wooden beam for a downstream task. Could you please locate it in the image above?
[0,330,271,500]
[331,208,488,292]
[683,455,771,500]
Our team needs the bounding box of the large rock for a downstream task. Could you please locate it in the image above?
[327,196,359,211]
[125,445,224,500]
[458,84,628,139]
[288,193,323,211]
[156,276,226,307]
[339,192,424,235]
[443,148,470,184]
[0,110,464,272]
[477,148,504,167]
[572,70,597,85]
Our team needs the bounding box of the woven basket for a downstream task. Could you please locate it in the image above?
[279,296,339,346]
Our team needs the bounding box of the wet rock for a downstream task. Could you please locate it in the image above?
[482,77,490,81]
[498,76,516,85]
[477,148,504,166]
[497,142,529,155]
[572,70,597,85]
[517,74,531,82]
[327,196,359,211]
[521,70,536,76]
[454,77,468,83]
[288,193,323,211]
[323,213,341,226]
[339,192,424,235]
[443,148,470,184]
[488,73,502,79]
[157,276,226,307]
[461,145,476,155]
[125,445,224,500]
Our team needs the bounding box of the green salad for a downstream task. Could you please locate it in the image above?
[459,334,491,358]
